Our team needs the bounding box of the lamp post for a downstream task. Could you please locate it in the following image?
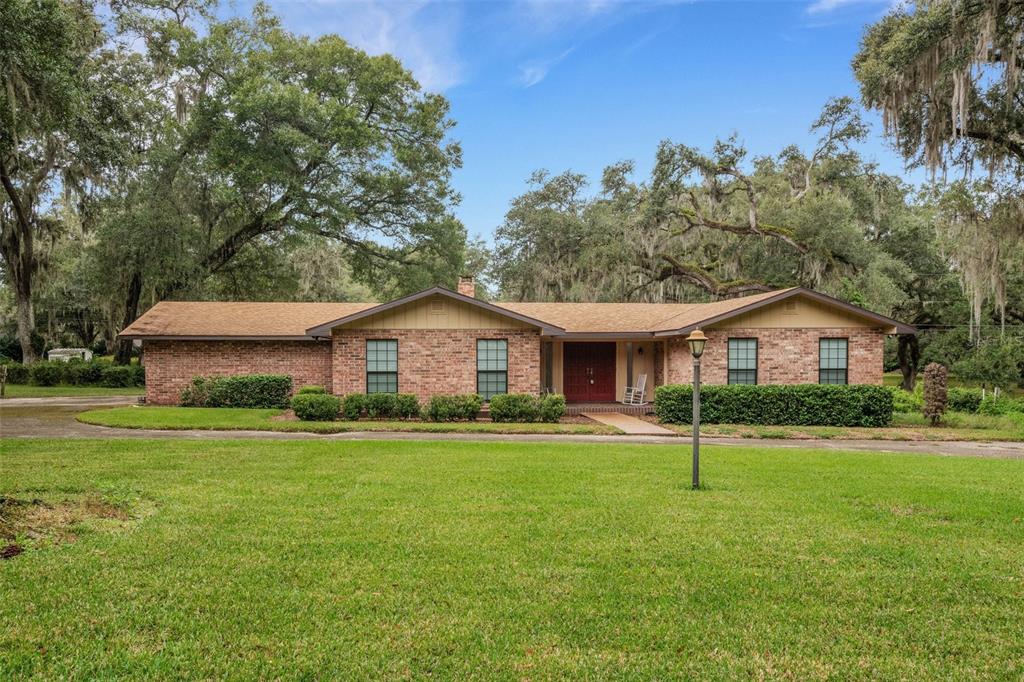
[686,329,707,489]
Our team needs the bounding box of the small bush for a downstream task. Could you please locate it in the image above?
[425,394,483,421]
[131,364,146,387]
[538,394,566,422]
[394,393,421,420]
[100,365,136,388]
[947,387,983,413]
[489,393,541,423]
[886,386,923,413]
[179,374,292,408]
[291,393,341,421]
[1,362,29,385]
[180,377,214,407]
[64,359,109,386]
[341,393,365,420]
[29,361,65,386]
[922,363,948,426]
[655,383,894,428]
[977,395,1024,416]
[364,392,398,419]
[297,385,327,395]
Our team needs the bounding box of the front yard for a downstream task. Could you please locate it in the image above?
[76,406,620,435]
[1,384,144,399]
[1,438,1022,678]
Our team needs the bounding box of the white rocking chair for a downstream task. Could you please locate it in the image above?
[622,374,648,405]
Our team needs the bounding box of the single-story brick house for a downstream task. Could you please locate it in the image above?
[120,278,915,406]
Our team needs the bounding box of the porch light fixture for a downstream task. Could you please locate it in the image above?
[686,328,707,489]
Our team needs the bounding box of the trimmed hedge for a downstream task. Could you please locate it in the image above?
[101,365,136,388]
[425,394,483,422]
[297,385,326,395]
[180,374,292,408]
[655,384,894,427]
[1,359,144,387]
[488,393,566,423]
[341,393,365,420]
[362,393,420,420]
[291,393,341,421]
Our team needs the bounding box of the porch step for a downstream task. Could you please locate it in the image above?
[565,402,654,416]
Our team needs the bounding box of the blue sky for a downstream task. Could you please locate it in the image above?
[238,0,908,242]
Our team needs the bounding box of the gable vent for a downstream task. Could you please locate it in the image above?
[430,299,447,314]
[783,299,798,314]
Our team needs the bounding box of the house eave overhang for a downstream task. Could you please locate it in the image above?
[305,286,566,337]
[118,334,323,342]
[652,287,917,337]
[550,332,658,340]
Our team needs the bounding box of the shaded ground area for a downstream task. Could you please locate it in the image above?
[2,401,1022,459]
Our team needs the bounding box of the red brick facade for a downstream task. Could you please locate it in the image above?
[142,340,332,405]
[331,328,542,402]
[666,327,884,386]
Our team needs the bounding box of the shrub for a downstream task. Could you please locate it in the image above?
[29,361,65,386]
[538,393,566,423]
[977,395,1024,416]
[922,363,948,426]
[1,362,29,385]
[207,374,292,408]
[179,374,292,408]
[394,393,421,420]
[886,386,923,413]
[425,394,483,421]
[341,393,365,420]
[364,392,398,419]
[100,365,136,388]
[131,364,146,387]
[291,393,341,421]
[297,385,327,395]
[489,393,541,423]
[64,359,108,385]
[654,383,894,428]
[947,387,983,413]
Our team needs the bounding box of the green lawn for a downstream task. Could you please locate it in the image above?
[76,406,619,435]
[1,384,144,399]
[2,438,1022,678]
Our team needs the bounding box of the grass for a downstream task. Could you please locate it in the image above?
[1,438,1022,678]
[883,371,1023,397]
[75,406,620,435]
[657,411,1024,442]
[1,384,144,398]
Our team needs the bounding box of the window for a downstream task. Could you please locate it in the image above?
[477,339,508,400]
[819,338,848,385]
[728,338,758,385]
[366,339,398,393]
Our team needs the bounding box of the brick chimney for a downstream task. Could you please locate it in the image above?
[457,275,475,298]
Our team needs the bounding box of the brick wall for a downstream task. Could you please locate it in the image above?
[331,328,542,401]
[142,340,332,405]
[666,328,884,386]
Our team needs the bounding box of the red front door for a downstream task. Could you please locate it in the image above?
[563,342,616,402]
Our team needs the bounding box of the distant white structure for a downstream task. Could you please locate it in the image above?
[47,348,93,362]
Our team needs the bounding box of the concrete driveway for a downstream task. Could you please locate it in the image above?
[2,399,1022,460]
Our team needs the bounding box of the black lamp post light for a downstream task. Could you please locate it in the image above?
[686,328,707,489]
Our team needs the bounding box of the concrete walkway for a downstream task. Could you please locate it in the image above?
[1,399,1022,459]
[583,411,675,435]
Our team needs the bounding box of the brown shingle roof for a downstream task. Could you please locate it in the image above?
[121,287,913,339]
[120,301,375,338]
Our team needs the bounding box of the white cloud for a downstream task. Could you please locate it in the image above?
[271,0,464,92]
[516,47,574,87]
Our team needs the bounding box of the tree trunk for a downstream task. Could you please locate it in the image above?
[114,271,143,365]
[14,282,36,364]
[897,334,920,391]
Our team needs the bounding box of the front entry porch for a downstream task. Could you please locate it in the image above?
[544,338,666,406]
